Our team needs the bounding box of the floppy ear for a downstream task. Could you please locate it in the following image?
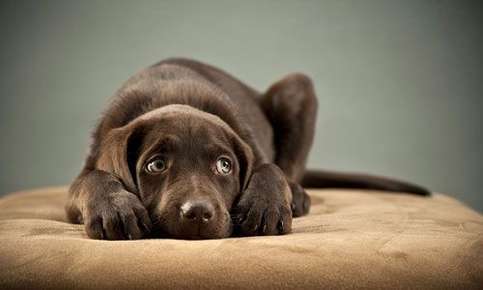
[96,125,144,193]
[231,134,254,191]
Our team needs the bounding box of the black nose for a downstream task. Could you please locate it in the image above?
[180,200,215,223]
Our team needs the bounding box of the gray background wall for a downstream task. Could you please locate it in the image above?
[1,0,482,211]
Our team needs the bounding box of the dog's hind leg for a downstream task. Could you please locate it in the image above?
[261,73,431,202]
[261,73,318,216]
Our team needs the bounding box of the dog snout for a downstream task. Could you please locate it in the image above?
[180,199,215,223]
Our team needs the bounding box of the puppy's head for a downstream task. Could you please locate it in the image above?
[97,104,254,239]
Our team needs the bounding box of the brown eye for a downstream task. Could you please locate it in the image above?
[145,158,167,174]
[216,157,232,175]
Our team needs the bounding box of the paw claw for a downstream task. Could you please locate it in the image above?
[261,223,267,234]
[278,220,284,233]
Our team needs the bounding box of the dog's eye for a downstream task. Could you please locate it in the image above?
[216,157,232,175]
[146,158,167,174]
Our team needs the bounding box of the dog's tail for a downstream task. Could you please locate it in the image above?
[301,169,431,196]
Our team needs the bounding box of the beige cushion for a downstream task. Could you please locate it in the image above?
[0,187,481,289]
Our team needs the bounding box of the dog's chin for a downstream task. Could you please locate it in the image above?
[151,214,233,240]
[152,226,232,240]
[170,230,231,240]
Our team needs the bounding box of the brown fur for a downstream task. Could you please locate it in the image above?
[66,58,430,240]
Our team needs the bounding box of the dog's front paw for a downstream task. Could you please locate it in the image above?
[232,189,292,236]
[84,190,152,240]
[289,182,311,217]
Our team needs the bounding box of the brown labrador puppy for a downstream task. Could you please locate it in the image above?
[66,58,429,240]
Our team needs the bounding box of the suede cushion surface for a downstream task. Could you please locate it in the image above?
[0,187,481,289]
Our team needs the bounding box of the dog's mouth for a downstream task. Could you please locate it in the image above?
[149,211,233,240]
